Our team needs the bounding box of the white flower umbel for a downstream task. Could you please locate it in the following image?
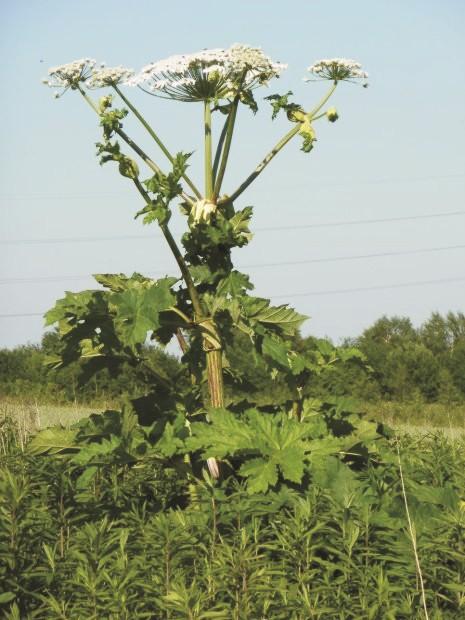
[87,66,134,89]
[43,59,96,95]
[127,44,287,102]
[306,58,368,83]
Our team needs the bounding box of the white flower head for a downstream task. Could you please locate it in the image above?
[44,58,96,96]
[127,44,287,102]
[306,58,368,83]
[87,65,134,89]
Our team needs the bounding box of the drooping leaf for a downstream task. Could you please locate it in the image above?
[27,428,79,455]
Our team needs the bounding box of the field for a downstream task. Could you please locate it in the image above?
[2,398,464,447]
[1,397,465,619]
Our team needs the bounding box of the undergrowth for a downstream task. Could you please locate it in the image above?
[1,422,464,619]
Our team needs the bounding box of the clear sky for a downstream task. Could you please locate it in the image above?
[1,0,464,349]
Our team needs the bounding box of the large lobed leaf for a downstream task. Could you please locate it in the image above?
[189,408,322,494]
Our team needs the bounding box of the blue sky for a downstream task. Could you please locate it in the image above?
[1,0,464,349]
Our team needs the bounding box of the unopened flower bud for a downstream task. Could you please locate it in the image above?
[190,199,217,225]
[326,107,339,122]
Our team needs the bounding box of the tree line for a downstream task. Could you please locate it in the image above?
[1,311,464,405]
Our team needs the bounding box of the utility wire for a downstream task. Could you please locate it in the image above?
[1,171,463,200]
[1,275,464,318]
[2,242,465,286]
[273,276,465,299]
[2,210,465,246]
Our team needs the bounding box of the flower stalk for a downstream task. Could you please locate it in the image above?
[204,102,214,199]
[113,84,202,200]
[77,85,195,207]
[213,96,240,201]
[219,83,338,206]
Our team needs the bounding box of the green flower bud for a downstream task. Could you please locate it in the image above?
[287,108,306,123]
[118,157,139,179]
[99,95,113,114]
[326,107,339,122]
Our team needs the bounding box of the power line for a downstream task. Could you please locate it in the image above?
[1,172,463,200]
[2,242,465,286]
[2,210,465,246]
[1,275,464,318]
[273,276,465,299]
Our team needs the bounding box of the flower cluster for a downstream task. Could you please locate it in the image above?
[87,65,134,89]
[43,59,96,96]
[306,58,368,82]
[127,44,287,102]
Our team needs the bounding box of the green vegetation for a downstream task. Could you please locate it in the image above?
[1,413,465,619]
[2,312,465,426]
[1,49,463,618]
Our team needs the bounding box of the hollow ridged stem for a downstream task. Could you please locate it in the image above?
[213,96,239,201]
[212,113,230,184]
[204,101,213,199]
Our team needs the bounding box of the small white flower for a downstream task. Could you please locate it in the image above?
[44,58,96,96]
[128,44,286,102]
[87,65,134,89]
[306,58,368,82]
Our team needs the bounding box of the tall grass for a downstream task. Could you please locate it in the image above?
[1,403,465,618]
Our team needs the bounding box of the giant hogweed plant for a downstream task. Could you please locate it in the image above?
[37,47,373,490]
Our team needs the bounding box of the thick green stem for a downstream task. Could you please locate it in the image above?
[213,97,239,201]
[113,85,202,199]
[204,102,213,199]
[132,178,203,318]
[212,113,230,184]
[219,83,338,206]
[206,349,224,408]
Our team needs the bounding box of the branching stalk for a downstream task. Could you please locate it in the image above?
[212,113,230,183]
[77,86,195,206]
[204,101,213,199]
[113,85,202,199]
[219,83,338,206]
[213,96,239,201]
[132,177,203,318]
[220,123,300,206]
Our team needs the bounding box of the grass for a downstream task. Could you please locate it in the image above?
[2,397,465,617]
[2,397,464,446]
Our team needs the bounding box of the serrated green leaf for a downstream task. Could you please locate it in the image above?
[262,335,290,368]
[71,436,121,465]
[112,278,175,346]
[217,271,253,297]
[27,428,79,455]
[239,458,278,494]
[248,300,308,336]
[278,445,306,483]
